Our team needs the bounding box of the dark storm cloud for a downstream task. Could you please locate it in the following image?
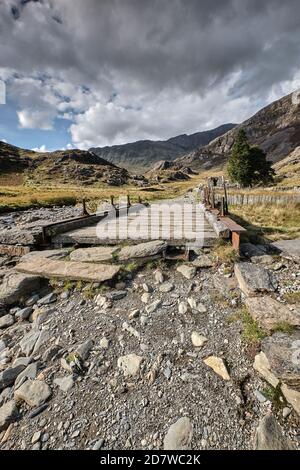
[0,0,300,147]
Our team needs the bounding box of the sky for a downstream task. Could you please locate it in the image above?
[0,0,300,152]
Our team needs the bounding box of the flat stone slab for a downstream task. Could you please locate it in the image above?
[234,262,277,296]
[118,240,167,261]
[271,239,300,263]
[245,296,300,331]
[15,257,121,283]
[70,246,119,263]
[20,248,71,262]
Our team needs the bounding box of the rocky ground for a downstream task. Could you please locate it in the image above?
[0,209,300,451]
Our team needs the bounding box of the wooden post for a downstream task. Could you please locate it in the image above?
[127,195,131,206]
[232,231,241,252]
[82,199,89,216]
[223,178,228,215]
[110,195,114,206]
[138,195,142,204]
[220,197,225,217]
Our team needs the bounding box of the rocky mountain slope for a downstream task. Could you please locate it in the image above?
[90,124,236,172]
[0,206,299,450]
[0,142,133,187]
[177,92,300,171]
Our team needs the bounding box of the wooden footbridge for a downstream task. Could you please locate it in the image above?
[41,188,246,253]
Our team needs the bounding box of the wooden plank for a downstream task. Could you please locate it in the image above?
[221,217,247,233]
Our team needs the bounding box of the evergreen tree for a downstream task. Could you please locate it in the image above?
[227,129,252,187]
[227,129,273,186]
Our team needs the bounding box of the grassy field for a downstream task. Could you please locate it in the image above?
[230,201,300,242]
[0,173,208,213]
[1,168,299,243]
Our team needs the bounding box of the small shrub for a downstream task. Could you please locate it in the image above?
[212,240,239,265]
[283,292,300,304]
[229,307,267,344]
[262,384,286,409]
[272,321,294,334]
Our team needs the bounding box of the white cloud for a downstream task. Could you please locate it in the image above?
[32,144,48,152]
[1,138,7,143]
[1,0,300,147]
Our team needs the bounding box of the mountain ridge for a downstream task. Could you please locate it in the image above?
[90,123,236,172]
[176,91,300,171]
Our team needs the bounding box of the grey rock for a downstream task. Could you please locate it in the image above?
[31,430,42,444]
[191,332,208,348]
[0,364,26,391]
[70,246,119,263]
[12,357,32,368]
[19,329,50,356]
[164,417,193,450]
[192,254,214,268]
[234,262,277,296]
[282,407,292,419]
[37,292,57,306]
[145,299,162,314]
[0,272,42,306]
[15,363,38,388]
[259,331,300,390]
[76,339,93,360]
[0,314,14,329]
[54,375,74,393]
[159,282,174,293]
[14,379,51,407]
[92,438,104,450]
[251,255,274,265]
[106,290,127,301]
[245,296,300,331]
[240,243,267,258]
[25,294,40,307]
[42,344,63,362]
[271,239,300,263]
[118,240,167,261]
[177,264,197,280]
[15,306,33,321]
[254,413,294,450]
[117,354,143,377]
[0,399,19,431]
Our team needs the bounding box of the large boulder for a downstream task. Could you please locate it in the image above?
[0,272,42,306]
[260,332,300,390]
[245,296,300,331]
[234,262,277,296]
[254,331,300,415]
